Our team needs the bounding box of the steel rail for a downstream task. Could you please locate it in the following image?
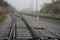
[3,13,16,40]
[13,14,43,40]
[14,13,60,40]
[0,13,15,40]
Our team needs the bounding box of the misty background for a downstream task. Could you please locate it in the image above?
[5,0,54,11]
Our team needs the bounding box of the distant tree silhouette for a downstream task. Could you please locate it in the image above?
[40,0,60,14]
[0,0,4,7]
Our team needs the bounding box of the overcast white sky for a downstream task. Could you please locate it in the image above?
[6,0,55,11]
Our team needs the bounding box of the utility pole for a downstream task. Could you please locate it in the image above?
[52,0,54,14]
[36,0,38,15]
[36,0,39,20]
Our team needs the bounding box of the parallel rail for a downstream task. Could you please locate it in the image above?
[2,13,16,40]
[8,13,17,40]
[14,14,43,40]
[15,13,60,40]
[2,13,60,40]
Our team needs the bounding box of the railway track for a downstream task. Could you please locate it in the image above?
[1,13,60,40]
[15,13,60,40]
[12,13,42,40]
[0,13,42,40]
[0,13,16,40]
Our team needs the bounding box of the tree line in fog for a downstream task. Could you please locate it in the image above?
[40,0,60,14]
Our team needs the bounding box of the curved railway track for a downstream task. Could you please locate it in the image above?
[12,13,42,40]
[0,13,16,40]
[14,13,60,40]
[1,13,42,40]
[1,13,60,40]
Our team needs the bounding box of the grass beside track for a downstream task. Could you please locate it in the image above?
[38,13,53,17]
[38,12,60,19]
[0,11,6,22]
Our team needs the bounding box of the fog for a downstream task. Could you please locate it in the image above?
[6,0,55,11]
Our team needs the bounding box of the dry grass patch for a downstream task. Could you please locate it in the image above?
[0,11,7,22]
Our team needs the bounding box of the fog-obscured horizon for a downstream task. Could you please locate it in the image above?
[5,0,56,11]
